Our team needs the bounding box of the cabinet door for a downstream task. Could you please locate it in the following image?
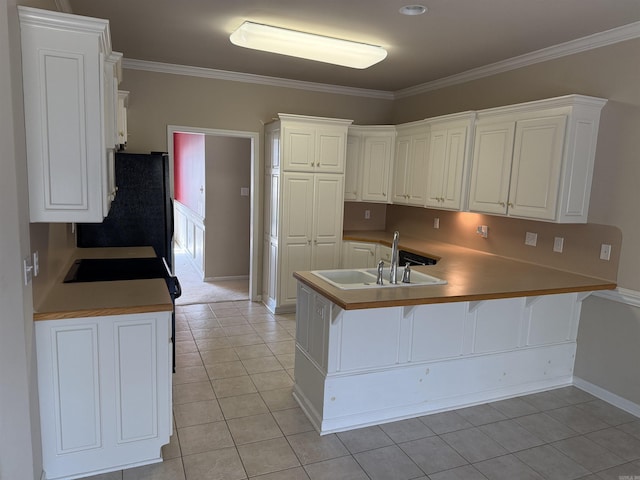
[344,134,361,201]
[406,133,429,206]
[468,120,515,214]
[316,127,346,173]
[392,136,411,203]
[312,175,344,270]
[508,115,567,220]
[425,128,447,207]
[361,136,392,202]
[21,18,107,222]
[281,174,314,305]
[282,126,315,171]
[344,242,376,268]
[440,126,468,210]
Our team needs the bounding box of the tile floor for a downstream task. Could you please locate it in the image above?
[85,300,640,480]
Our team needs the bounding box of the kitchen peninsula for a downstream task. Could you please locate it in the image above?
[33,247,173,480]
[292,234,616,434]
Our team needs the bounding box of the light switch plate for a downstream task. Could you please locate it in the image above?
[600,243,611,261]
[433,217,440,229]
[553,237,564,253]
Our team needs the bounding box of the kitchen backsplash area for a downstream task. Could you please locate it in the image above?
[29,223,76,310]
[344,202,621,282]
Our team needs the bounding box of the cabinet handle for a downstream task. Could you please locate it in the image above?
[382,192,386,197]
[499,202,506,207]
[307,240,311,245]
[508,202,514,208]
[314,239,318,245]
[369,251,374,255]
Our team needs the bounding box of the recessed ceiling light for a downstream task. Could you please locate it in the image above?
[399,5,427,16]
[230,21,387,69]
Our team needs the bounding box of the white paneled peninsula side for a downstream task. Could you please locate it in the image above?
[291,240,615,435]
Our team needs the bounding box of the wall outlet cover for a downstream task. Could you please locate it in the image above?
[525,232,538,247]
[553,237,564,253]
[600,243,611,261]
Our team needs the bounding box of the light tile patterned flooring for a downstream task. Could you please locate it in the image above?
[85,301,640,480]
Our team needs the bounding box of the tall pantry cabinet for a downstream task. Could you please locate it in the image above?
[263,114,352,313]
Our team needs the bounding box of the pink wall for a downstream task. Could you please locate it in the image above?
[173,132,205,214]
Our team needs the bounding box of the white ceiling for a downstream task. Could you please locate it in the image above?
[67,0,640,92]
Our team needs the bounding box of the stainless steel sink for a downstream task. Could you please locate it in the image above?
[311,268,446,290]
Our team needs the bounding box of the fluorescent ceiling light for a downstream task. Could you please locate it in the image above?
[229,21,387,69]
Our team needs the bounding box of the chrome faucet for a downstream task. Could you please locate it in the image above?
[390,231,400,284]
[376,260,385,285]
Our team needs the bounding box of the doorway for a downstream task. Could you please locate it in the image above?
[167,125,261,303]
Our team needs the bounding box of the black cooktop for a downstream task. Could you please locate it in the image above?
[63,257,171,283]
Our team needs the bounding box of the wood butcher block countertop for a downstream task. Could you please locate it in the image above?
[34,247,173,321]
[292,231,617,310]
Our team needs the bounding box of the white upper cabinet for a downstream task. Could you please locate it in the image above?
[344,126,395,202]
[468,95,606,223]
[425,113,475,210]
[393,121,429,206]
[19,7,122,222]
[280,114,351,173]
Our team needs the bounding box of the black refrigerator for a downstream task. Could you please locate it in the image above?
[77,152,174,271]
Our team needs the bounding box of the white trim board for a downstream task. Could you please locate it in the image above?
[573,376,640,419]
[124,21,640,100]
[592,287,640,308]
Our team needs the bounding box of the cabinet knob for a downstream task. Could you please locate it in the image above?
[508,202,514,208]
[382,192,386,197]
[499,202,506,207]
[307,240,311,245]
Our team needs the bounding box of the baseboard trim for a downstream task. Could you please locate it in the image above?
[591,287,640,308]
[573,376,640,418]
[203,275,249,282]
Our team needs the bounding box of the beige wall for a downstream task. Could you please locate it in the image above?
[392,38,640,291]
[204,135,251,278]
[121,69,394,154]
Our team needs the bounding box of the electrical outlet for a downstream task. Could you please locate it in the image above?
[433,217,440,229]
[600,243,611,261]
[525,232,538,247]
[553,237,564,253]
[476,225,488,238]
[364,209,371,219]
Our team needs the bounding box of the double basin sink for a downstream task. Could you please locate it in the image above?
[311,267,446,290]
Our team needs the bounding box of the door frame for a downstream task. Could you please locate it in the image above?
[168,125,260,302]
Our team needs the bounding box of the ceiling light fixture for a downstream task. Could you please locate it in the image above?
[229,21,387,69]
[399,5,427,16]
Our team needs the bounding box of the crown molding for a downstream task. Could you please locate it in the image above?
[123,21,640,101]
[122,59,395,100]
[395,21,640,99]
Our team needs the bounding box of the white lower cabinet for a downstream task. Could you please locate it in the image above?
[342,241,377,268]
[36,312,172,480]
[294,284,586,434]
